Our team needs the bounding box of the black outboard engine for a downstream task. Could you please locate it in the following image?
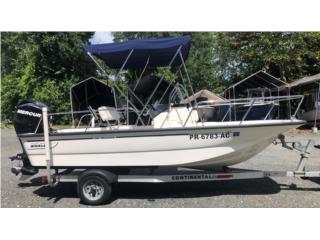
[13,100,49,135]
[11,100,49,176]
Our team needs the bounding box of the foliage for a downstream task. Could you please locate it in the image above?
[212,32,320,84]
[1,32,96,121]
[112,32,223,93]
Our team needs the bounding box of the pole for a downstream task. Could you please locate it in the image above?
[313,83,320,131]
[179,51,197,108]
[70,89,75,128]
[42,107,53,186]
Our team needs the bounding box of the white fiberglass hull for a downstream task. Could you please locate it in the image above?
[21,120,304,168]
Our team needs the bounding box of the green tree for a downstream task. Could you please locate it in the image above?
[112,32,223,93]
[1,32,96,121]
[212,32,320,84]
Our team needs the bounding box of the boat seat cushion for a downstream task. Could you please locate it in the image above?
[153,106,199,128]
[98,106,121,122]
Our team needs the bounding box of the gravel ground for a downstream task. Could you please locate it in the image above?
[1,128,319,208]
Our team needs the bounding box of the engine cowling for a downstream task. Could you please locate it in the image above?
[13,100,49,135]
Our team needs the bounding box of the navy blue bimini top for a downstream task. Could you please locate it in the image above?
[84,35,191,69]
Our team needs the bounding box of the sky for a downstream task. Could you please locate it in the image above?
[90,31,113,44]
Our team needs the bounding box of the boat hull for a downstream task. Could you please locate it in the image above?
[20,120,303,168]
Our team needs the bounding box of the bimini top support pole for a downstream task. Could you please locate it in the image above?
[133,56,150,91]
[115,49,135,81]
[178,51,197,109]
[87,52,109,78]
[134,45,183,125]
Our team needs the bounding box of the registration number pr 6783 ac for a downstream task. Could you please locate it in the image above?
[189,132,240,140]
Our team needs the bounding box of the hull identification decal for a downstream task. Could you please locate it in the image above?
[189,132,240,140]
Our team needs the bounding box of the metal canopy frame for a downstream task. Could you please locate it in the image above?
[223,71,291,121]
[224,70,289,94]
[224,71,289,99]
[69,77,117,127]
[86,44,197,127]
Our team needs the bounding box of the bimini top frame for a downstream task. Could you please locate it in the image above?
[84,35,197,126]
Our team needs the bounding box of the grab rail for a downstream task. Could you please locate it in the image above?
[193,94,304,125]
[46,94,305,130]
[240,99,256,124]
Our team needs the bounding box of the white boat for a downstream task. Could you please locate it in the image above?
[299,109,320,122]
[20,119,303,168]
[278,73,320,126]
[11,36,305,176]
[298,92,320,125]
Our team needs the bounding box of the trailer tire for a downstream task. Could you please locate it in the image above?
[78,174,112,205]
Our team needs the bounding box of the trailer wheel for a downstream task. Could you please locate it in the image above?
[78,175,111,205]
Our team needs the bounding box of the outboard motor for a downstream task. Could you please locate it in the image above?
[11,100,49,176]
[13,100,49,135]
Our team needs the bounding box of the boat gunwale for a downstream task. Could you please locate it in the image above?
[17,120,305,142]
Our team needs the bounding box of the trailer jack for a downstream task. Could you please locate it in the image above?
[275,134,315,174]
